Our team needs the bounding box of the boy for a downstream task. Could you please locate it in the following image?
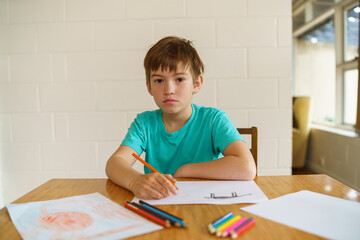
[106,36,256,200]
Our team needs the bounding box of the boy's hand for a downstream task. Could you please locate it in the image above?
[129,172,178,199]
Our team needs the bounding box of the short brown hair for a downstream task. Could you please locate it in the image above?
[144,36,204,85]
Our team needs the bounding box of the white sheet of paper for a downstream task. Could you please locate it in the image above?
[7,193,162,240]
[133,180,268,205]
[241,190,360,240]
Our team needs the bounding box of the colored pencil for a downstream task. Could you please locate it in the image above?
[132,153,178,189]
[230,218,255,239]
[129,201,176,226]
[222,218,247,237]
[138,203,181,227]
[231,217,253,233]
[124,202,170,227]
[139,200,188,228]
[216,215,241,237]
[208,212,234,234]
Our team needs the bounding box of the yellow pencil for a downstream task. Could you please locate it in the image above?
[216,215,241,237]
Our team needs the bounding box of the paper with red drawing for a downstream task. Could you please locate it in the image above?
[6,192,162,240]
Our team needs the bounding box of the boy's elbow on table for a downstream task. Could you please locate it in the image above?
[105,160,112,179]
[243,167,256,181]
[229,167,256,181]
[243,160,257,180]
[229,159,256,181]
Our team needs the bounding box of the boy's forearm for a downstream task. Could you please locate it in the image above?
[105,156,142,191]
[174,156,256,180]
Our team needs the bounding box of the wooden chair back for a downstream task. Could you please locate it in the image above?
[237,127,258,167]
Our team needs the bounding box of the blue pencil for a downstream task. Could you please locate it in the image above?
[208,212,234,233]
[128,201,173,226]
[139,200,188,228]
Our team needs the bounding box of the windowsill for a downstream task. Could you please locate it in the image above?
[310,123,360,138]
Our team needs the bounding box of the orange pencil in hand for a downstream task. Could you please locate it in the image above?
[132,153,178,189]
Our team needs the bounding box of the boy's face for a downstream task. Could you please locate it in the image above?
[146,62,202,117]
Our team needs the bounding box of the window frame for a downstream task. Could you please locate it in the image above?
[293,0,360,132]
[356,33,360,133]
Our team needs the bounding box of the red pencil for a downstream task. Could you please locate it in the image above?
[124,202,170,227]
[230,218,256,238]
[132,153,178,189]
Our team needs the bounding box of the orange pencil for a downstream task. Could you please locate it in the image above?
[132,153,159,173]
[132,153,178,189]
[124,202,170,227]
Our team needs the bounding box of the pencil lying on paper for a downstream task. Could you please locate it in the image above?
[139,200,189,228]
[132,153,178,189]
[124,202,170,227]
[129,201,175,226]
[138,201,182,227]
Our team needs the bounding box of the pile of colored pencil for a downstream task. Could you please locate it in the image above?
[207,212,255,238]
[124,200,188,228]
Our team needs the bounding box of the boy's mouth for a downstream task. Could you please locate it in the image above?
[163,99,177,103]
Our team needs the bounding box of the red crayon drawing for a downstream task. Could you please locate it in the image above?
[38,211,93,232]
[7,193,162,239]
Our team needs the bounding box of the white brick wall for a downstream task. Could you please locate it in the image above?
[11,54,52,82]
[95,21,153,50]
[0,0,292,206]
[0,25,37,53]
[187,0,247,17]
[67,0,125,21]
[248,48,292,77]
[200,49,247,78]
[37,22,95,52]
[218,79,277,108]
[217,18,277,47]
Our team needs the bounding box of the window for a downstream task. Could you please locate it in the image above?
[344,4,359,62]
[293,0,360,131]
[343,69,358,125]
[293,0,335,32]
[294,18,336,124]
[340,2,359,128]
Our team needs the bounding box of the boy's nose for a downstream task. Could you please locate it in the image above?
[164,81,175,95]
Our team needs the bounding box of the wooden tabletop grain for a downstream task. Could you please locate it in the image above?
[0,174,359,239]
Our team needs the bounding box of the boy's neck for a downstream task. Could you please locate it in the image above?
[162,105,193,133]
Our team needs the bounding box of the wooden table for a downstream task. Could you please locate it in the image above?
[0,174,359,239]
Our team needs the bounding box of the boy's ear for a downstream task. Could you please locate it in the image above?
[146,81,153,96]
[193,75,203,94]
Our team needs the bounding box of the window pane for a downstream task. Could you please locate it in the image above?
[343,69,358,125]
[344,4,359,62]
[294,17,336,124]
[292,0,335,31]
[313,0,334,19]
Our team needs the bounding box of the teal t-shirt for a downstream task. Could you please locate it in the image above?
[121,104,243,175]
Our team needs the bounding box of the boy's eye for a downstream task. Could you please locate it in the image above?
[154,79,163,83]
[176,78,184,82]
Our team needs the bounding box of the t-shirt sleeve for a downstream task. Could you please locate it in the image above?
[121,115,147,155]
[212,111,244,153]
